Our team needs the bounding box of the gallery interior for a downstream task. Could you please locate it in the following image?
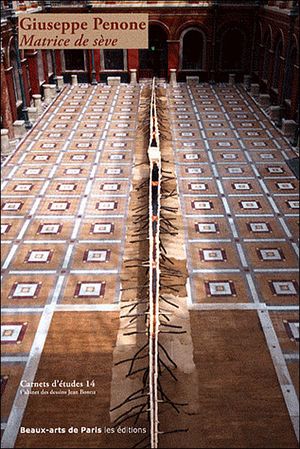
[1,1,299,448]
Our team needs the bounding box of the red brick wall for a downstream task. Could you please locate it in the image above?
[256,7,299,120]
[0,3,298,123]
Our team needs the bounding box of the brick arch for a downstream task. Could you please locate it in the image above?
[261,25,272,79]
[6,39,27,73]
[262,24,272,48]
[174,21,209,41]
[5,35,14,68]
[285,34,299,101]
[257,21,263,45]
[217,20,251,37]
[179,26,207,71]
[148,20,170,40]
[272,29,285,53]
[272,32,284,88]
[291,33,299,57]
[253,22,263,73]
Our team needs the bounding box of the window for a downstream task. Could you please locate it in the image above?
[181,29,204,70]
[103,50,125,70]
[64,50,86,71]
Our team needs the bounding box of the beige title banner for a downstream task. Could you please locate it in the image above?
[18,13,148,49]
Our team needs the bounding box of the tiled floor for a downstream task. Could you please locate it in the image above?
[167,82,299,436]
[2,83,140,306]
[168,83,299,308]
[1,83,140,445]
[1,81,299,447]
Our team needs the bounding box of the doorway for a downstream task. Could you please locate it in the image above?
[139,24,168,79]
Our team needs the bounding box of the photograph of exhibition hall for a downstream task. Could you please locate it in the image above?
[0,1,299,448]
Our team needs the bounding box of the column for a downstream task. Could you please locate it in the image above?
[25,50,40,94]
[130,69,138,84]
[258,44,264,78]
[88,49,97,85]
[167,40,180,77]
[267,50,274,89]
[4,67,17,123]
[250,83,260,96]
[55,50,62,75]
[290,70,299,119]
[280,0,298,121]
[49,84,56,98]
[269,106,281,122]
[128,49,139,70]
[277,56,285,102]
[71,74,78,85]
[229,73,236,85]
[1,129,11,156]
[258,93,271,108]
[42,50,49,83]
[169,69,177,86]
[127,49,139,80]
[282,119,297,137]
[207,37,214,81]
[21,58,31,105]
[243,74,251,90]
[211,3,219,82]
[43,84,52,103]
[32,94,42,113]
[56,76,64,90]
[94,49,101,82]
[13,120,26,139]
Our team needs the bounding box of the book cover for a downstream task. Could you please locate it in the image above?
[1,1,299,448]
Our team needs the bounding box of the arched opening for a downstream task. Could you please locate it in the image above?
[139,24,168,78]
[63,50,86,72]
[181,28,204,70]
[9,47,21,103]
[272,38,283,89]
[221,28,245,71]
[285,46,297,100]
[103,49,126,71]
[253,24,262,73]
[62,50,88,82]
[262,31,271,80]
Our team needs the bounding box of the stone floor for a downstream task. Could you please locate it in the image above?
[1,81,299,448]
[161,82,299,448]
[169,84,299,311]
